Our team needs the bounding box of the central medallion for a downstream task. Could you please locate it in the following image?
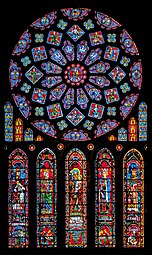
[64,64,87,86]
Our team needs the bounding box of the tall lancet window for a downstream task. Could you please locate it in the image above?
[36,148,57,247]
[8,148,29,248]
[123,149,144,247]
[95,148,115,247]
[65,148,87,248]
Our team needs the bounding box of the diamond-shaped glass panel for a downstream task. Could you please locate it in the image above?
[67,25,85,42]
[89,31,105,46]
[32,88,47,104]
[104,88,120,104]
[66,107,85,126]
[47,31,63,46]
[88,103,105,119]
[108,66,126,84]
[31,46,47,62]
[104,46,120,62]
[25,65,43,84]
[47,103,63,119]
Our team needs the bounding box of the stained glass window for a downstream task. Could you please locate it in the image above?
[36,148,57,247]
[123,149,144,247]
[9,8,142,141]
[108,135,117,141]
[34,135,44,141]
[24,128,33,141]
[4,102,13,142]
[2,5,148,252]
[95,148,115,247]
[128,117,137,141]
[14,118,23,142]
[65,148,87,247]
[138,102,147,141]
[8,148,29,248]
[118,127,127,141]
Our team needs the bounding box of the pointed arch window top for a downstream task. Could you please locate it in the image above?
[124,148,144,162]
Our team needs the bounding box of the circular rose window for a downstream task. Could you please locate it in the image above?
[9,8,142,141]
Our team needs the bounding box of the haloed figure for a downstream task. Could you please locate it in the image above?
[69,168,83,214]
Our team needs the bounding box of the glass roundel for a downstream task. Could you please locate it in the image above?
[9,8,142,141]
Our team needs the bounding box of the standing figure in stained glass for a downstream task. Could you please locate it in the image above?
[69,168,83,214]
[14,180,25,204]
[5,6,146,250]
[127,163,140,213]
[99,168,111,212]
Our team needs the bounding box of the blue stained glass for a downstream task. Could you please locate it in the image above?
[138,102,147,141]
[67,25,85,41]
[24,128,33,141]
[4,102,13,142]
[9,8,142,140]
[77,88,89,109]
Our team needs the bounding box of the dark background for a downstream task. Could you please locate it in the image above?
[0,0,151,255]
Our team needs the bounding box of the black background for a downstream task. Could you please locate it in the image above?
[0,0,151,255]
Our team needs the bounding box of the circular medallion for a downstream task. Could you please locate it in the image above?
[116,144,123,151]
[64,64,87,85]
[87,143,94,150]
[29,144,35,151]
[57,143,64,150]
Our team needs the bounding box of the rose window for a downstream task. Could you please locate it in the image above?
[9,8,142,141]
